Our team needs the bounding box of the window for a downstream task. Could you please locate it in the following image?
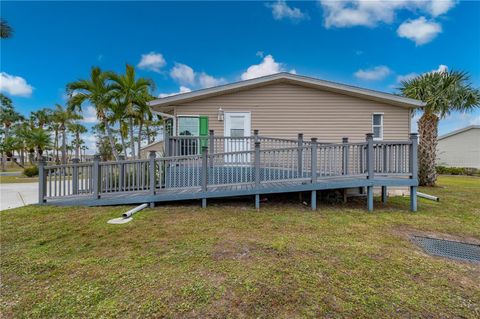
[178,116,199,136]
[372,113,383,140]
[229,116,245,137]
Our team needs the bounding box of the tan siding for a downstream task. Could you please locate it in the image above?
[174,83,410,143]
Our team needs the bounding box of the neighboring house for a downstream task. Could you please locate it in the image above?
[140,140,164,158]
[148,73,423,150]
[437,125,480,169]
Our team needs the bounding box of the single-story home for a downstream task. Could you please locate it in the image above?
[146,72,424,153]
[437,125,480,169]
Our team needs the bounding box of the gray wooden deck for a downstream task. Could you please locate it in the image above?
[39,133,419,211]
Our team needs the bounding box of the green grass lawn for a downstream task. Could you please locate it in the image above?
[0,175,38,184]
[1,176,479,318]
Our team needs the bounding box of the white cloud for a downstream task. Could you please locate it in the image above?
[198,72,226,88]
[397,17,442,45]
[319,0,456,28]
[396,72,418,83]
[0,72,34,97]
[170,63,196,85]
[81,106,98,124]
[266,1,308,22]
[137,52,166,72]
[426,0,457,17]
[431,64,448,73]
[241,55,286,80]
[169,63,224,89]
[354,65,391,81]
[158,86,192,98]
[83,133,98,155]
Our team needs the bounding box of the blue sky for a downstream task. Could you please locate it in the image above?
[1,1,480,151]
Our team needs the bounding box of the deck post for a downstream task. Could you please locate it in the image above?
[342,137,349,175]
[409,133,419,212]
[149,151,156,196]
[209,130,215,154]
[201,146,208,208]
[92,154,101,199]
[253,130,259,143]
[310,138,318,183]
[381,186,387,204]
[254,141,261,209]
[38,156,46,204]
[297,133,303,178]
[311,190,317,210]
[72,158,79,195]
[119,155,125,191]
[366,133,374,212]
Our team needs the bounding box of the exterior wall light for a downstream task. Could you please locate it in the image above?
[217,107,224,121]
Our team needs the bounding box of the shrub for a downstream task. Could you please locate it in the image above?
[24,166,39,177]
[436,166,479,176]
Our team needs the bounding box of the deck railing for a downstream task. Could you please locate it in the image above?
[38,133,418,203]
[165,130,305,156]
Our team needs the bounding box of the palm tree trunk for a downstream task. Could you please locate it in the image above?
[75,132,80,159]
[28,150,34,165]
[129,117,135,159]
[146,125,152,143]
[418,112,439,186]
[120,133,128,157]
[20,148,25,166]
[62,129,67,164]
[54,129,59,164]
[137,121,143,158]
[2,125,9,171]
[104,119,119,161]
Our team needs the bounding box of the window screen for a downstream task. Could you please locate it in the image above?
[372,114,383,140]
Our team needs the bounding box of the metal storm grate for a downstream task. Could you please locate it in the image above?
[412,236,480,263]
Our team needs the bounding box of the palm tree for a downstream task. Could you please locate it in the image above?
[67,67,120,160]
[30,108,52,129]
[1,94,24,170]
[110,98,129,157]
[107,64,154,159]
[134,91,155,158]
[26,128,52,161]
[53,104,80,164]
[0,19,13,39]
[48,121,61,163]
[400,70,480,186]
[15,122,31,166]
[68,122,87,160]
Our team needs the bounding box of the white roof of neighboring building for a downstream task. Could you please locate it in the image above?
[438,125,480,141]
[148,72,425,110]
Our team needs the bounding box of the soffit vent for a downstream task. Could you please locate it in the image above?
[412,236,480,263]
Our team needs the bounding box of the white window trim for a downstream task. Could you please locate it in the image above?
[177,115,200,136]
[372,113,384,141]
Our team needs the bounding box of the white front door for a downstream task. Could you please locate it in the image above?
[224,112,251,162]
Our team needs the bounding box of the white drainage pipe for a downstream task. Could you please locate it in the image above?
[108,203,149,224]
[122,203,148,218]
[417,192,439,202]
